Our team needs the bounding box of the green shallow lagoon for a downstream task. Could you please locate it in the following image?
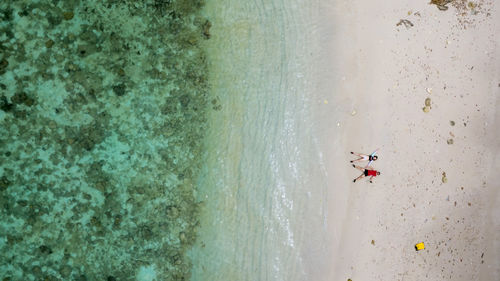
[0,0,210,280]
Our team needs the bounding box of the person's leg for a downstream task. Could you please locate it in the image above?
[353,174,365,182]
[351,152,363,157]
[350,157,363,163]
[352,164,365,171]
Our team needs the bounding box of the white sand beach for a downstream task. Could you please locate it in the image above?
[322,1,500,280]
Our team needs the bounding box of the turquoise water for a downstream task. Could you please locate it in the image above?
[0,0,332,280]
[190,0,332,280]
[0,0,209,280]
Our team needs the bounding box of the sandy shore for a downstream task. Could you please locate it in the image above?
[321,0,500,280]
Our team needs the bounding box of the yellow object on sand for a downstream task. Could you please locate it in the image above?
[415,242,425,251]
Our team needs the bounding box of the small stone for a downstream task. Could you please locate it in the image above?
[39,245,53,254]
[12,91,35,106]
[447,139,453,145]
[75,275,88,281]
[179,232,187,243]
[32,266,42,277]
[423,106,430,113]
[63,11,74,20]
[17,200,28,207]
[45,39,54,48]
[0,176,10,190]
[113,215,122,227]
[426,87,432,94]
[95,181,106,191]
[450,120,455,126]
[140,226,153,239]
[49,120,57,129]
[170,254,182,265]
[425,97,431,106]
[351,109,357,116]
[442,172,448,183]
[90,216,101,227]
[371,240,375,245]
[67,63,77,72]
[112,84,126,96]
[60,265,72,278]
[77,45,88,56]
[0,58,8,68]
[166,206,180,218]
[0,59,8,73]
[202,20,212,39]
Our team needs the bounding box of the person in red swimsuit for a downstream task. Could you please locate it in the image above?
[352,164,380,183]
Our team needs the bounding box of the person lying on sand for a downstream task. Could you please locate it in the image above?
[350,151,378,163]
[352,164,380,183]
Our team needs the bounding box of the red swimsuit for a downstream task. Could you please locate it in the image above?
[366,170,377,177]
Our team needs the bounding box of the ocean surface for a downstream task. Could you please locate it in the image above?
[190,0,332,280]
[0,0,332,280]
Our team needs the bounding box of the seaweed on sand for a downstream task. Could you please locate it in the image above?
[429,0,454,11]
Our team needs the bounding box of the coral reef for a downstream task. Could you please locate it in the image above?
[0,0,210,280]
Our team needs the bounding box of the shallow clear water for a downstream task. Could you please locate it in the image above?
[0,1,209,280]
[190,1,331,280]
